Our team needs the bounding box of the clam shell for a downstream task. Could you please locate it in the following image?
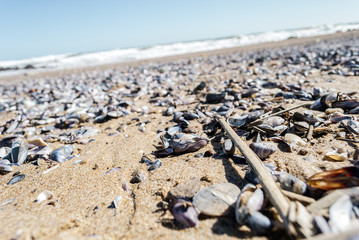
[329,195,352,233]
[11,138,28,165]
[249,142,277,159]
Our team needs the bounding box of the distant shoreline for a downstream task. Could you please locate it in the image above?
[1,29,359,84]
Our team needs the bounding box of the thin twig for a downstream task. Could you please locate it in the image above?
[336,138,359,143]
[281,189,315,205]
[248,102,313,127]
[217,117,292,231]
[307,187,359,215]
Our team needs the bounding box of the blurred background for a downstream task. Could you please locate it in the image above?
[1,0,359,74]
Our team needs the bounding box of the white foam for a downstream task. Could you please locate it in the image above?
[1,22,359,77]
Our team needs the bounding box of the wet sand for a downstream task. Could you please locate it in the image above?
[0,31,359,240]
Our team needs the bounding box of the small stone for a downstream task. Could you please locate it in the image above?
[167,178,201,200]
[298,149,308,155]
[193,182,241,216]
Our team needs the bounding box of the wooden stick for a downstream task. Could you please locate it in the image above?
[217,117,291,228]
[307,187,359,215]
[281,189,315,205]
[336,138,359,143]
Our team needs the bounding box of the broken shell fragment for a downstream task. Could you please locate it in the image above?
[36,190,53,203]
[130,170,146,183]
[7,174,25,185]
[148,159,162,171]
[193,183,241,216]
[323,150,348,162]
[49,145,74,163]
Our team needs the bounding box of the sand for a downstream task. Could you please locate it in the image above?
[0,31,359,240]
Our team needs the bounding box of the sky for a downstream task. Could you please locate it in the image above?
[1,0,359,61]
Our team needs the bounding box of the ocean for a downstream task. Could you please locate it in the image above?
[1,22,359,77]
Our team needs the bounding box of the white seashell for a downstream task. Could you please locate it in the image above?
[36,190,53,203]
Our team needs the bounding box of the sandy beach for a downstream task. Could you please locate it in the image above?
[1,30,359,240]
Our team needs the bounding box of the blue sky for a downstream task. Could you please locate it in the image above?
[1,0,359,61]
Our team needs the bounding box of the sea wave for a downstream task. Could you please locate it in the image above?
[1,22,359,76]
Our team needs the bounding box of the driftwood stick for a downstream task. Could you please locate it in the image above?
[217,117,291,227]
[307,187,359,215]
[281,189,315,205]
[249,102,313,127]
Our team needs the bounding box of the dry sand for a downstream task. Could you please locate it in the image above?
[1,31,359,240]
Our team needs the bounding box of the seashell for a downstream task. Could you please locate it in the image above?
[247,188,264,212]
[0,162,12,173]
[36,190,53,203]
[170,198,198,228]
[163,106,175,116]
[325,108,344,115]
[223,139,235,156]
[193,81,206,93]
[166,126,181,137]
[183,112,199,120]
[341,119,359,135]
[293,112,318,125]
[246,110,264,123]
[153,147,174,158]
[11,138,28,165]
[49,145,74,163]
[130,170,146,183]
[170,138,208,154]
[313,216,331,234]
[311,98,325,111]
[323,150,348,162]
[332,100,359,110]
[349,106,359,114]
[279,172,307,195]
[262,116,285,128]
[249,142,277,159]
[148,159,162,171]
[329,195,352,233]
[307,167,359,190]
[206,92,226,104]
[27,138,47,147]
[294,121,309,132]
[0,147,11,158]
[227,116,246,127]
[321,93,337,108]
[245,209,272,234]
[193,182,241,216]
[284,133,306,147]
[112,195,122,209]
[7,174,25,185]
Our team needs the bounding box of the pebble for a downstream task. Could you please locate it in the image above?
[167,178,201,200]
[193,183,241,216]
